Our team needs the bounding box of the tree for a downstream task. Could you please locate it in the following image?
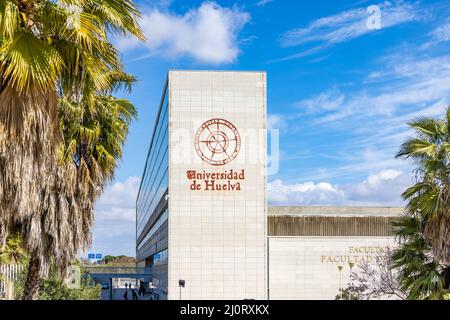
[340,221,447,300]
[395,107,450,266]
[0,0,143,299]
[20,78,137,299]
[100,254,135,265]
[392,214,448,299]
[0,233,27,264]
[14,265,101,300]
[338,213,449,300]
[335,287,358,300]
[343,249,406,300]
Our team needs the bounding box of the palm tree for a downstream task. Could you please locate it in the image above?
[396,107,450,266]
[392,214,447,299]
[20,78,137,299]
[0,233,27,264]
[0,0,143,299]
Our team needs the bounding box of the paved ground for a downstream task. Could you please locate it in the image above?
[101,288,153,300]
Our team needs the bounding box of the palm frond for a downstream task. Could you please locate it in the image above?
[408,117,443,141]
[0,31,63,92]
[87,0,145,40]
[0,0,20,40]
[396,138,437,159]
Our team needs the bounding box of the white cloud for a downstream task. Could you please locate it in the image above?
[430,20,450,43]
[268,169,410,206]
[278,1,420,60]
[268,114,288,132]
[280,51,450,184]
[367,54,450,82]
[287,52,450,129]
[90,176,141,256]
[255,0,274,7]
[346,169,410,205]
[275,3,449,184]
[118,2,250,64]
[268,179,345,205]
[94,176,140,222]
[296,88,345,113]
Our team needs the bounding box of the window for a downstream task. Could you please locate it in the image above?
[137,208,168,250]
[152,249,168,266]
[136,86,169,238]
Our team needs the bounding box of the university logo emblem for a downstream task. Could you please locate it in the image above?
[194,118,241,166]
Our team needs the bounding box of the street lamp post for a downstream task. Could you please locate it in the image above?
[179,279,185,300]
[348,262,355,300]
[337,265,343,299]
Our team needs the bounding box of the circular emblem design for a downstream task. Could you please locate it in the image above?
[194,118,241,166]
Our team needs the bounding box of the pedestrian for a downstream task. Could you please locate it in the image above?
[123,290,128,300]
[132,290,138,300]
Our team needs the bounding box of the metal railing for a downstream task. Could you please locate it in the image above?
[0,264,24,297]
[82,266,152,275]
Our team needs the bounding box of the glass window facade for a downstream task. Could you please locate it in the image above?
[151,249,168,266]
[136,86,169,245]
[137,208,168,250]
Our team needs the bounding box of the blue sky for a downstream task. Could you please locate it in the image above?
[89,0,450,256]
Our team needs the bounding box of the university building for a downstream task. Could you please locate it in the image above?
[136,70,401,300]
[267,206,400,299]
[136,70,267,300]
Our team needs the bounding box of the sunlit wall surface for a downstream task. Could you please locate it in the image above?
[167,70,267,300]
[136,70,267,300]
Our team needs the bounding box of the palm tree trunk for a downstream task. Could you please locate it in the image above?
[444,267,450,290]
[22,257,41,300]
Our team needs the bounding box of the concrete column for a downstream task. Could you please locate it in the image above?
[109,278,113,300]
[6,281,14,300]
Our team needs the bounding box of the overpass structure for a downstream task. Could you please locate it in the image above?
[82,266,152,300]
[83,266,152,279]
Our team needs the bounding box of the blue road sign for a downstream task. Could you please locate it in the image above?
[88,253,95,259]
[95,253,102,260]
